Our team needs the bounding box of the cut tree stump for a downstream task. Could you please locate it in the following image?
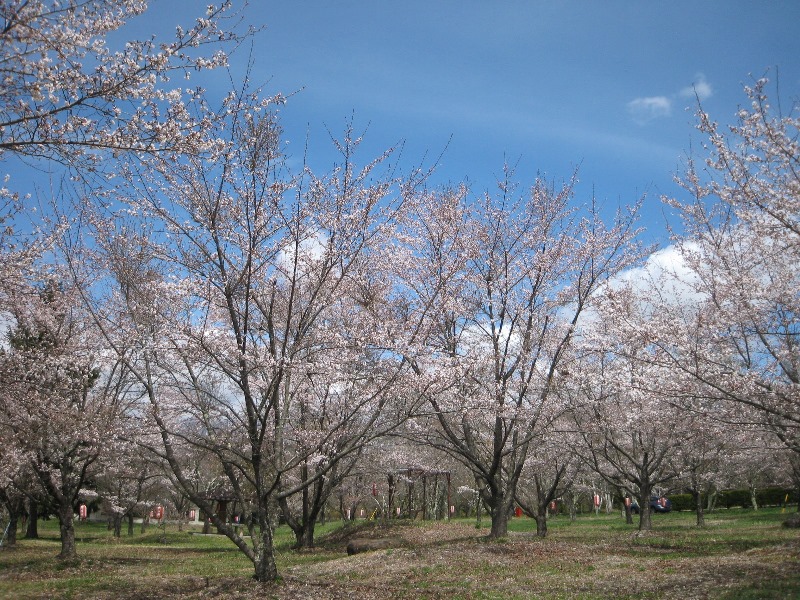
[783,513,800,528]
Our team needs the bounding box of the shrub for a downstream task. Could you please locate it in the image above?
[668,493,695,512]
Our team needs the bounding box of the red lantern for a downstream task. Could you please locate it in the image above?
[549,501,556,511]
[79,504,87,520]
[593,494,601,508]
[154,505,164,520]
[234,515,240,524]
[514,507,522,517]
[189,509,196,520]
[659,497,667,508]
[624,497,631,508]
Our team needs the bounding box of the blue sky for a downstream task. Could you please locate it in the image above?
[23,1,800,247]
[224,0,799,245]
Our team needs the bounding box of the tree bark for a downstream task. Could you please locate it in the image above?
[706,489,717,513]
[637,486,652,531]
[488,493,514,538]
[25,499,39,539]
[112,513,123,537]
[693,489,705,527]
[57,504,77,559]
[489,511,509,538]
[4,513,18,548]
[280,476,325,549]
[127,514,134,536]
[253,526,278,582]
[535,506,548,537]
[295,522,315,549]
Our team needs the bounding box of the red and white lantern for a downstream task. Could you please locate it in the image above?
[154,505,164,520]
[189,509,196,520]
[79,504,87,520]
[593,494,601,508]
[549,501,557,511]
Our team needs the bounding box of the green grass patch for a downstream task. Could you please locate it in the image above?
[0,507,797,598]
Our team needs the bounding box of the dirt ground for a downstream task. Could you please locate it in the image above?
[153,521,800,600]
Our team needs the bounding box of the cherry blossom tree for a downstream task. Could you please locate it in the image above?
[75,86,423,578]
[0,275,133,558]
[0,0,245,169]
[672,410,730,527]
[92,452,166,537]
[661,78,800,466]
[396,173,644,538]
[570,347,682,531]
[514,419,585,537]
[0,463,28,548]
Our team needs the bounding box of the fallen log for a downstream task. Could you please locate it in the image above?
[346,537,405,555]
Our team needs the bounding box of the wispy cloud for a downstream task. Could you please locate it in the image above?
[679,73,713,101]
[627,96,672,124]
[628,74,714,125]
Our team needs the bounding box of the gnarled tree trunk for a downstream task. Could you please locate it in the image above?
[57,504,77,559]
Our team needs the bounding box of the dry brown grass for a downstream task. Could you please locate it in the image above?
[1,510,799,599]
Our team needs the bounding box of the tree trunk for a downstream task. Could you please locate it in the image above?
[489,510,509,538]
[112,513,122,537]
[280,487,322,549]
[706,488,717,513]
[294,521,316,549]
[4,513,18,548]
[57,504,77,559]
[25,500,39,539]
[488,494,513,538]
[637,486,652,531]
[749,485,759,511]
[127,514,134,536]
[253,526,278,582]
[535,506,548,538]
[569,493,577,522]
[693,489,705,527]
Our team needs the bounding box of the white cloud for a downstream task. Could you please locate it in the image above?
[679,73,713,101]
[627,74,714,124]
[627,96,672,124]
[613,244,702,305]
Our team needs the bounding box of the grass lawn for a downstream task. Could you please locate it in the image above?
[0,508,798,599]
